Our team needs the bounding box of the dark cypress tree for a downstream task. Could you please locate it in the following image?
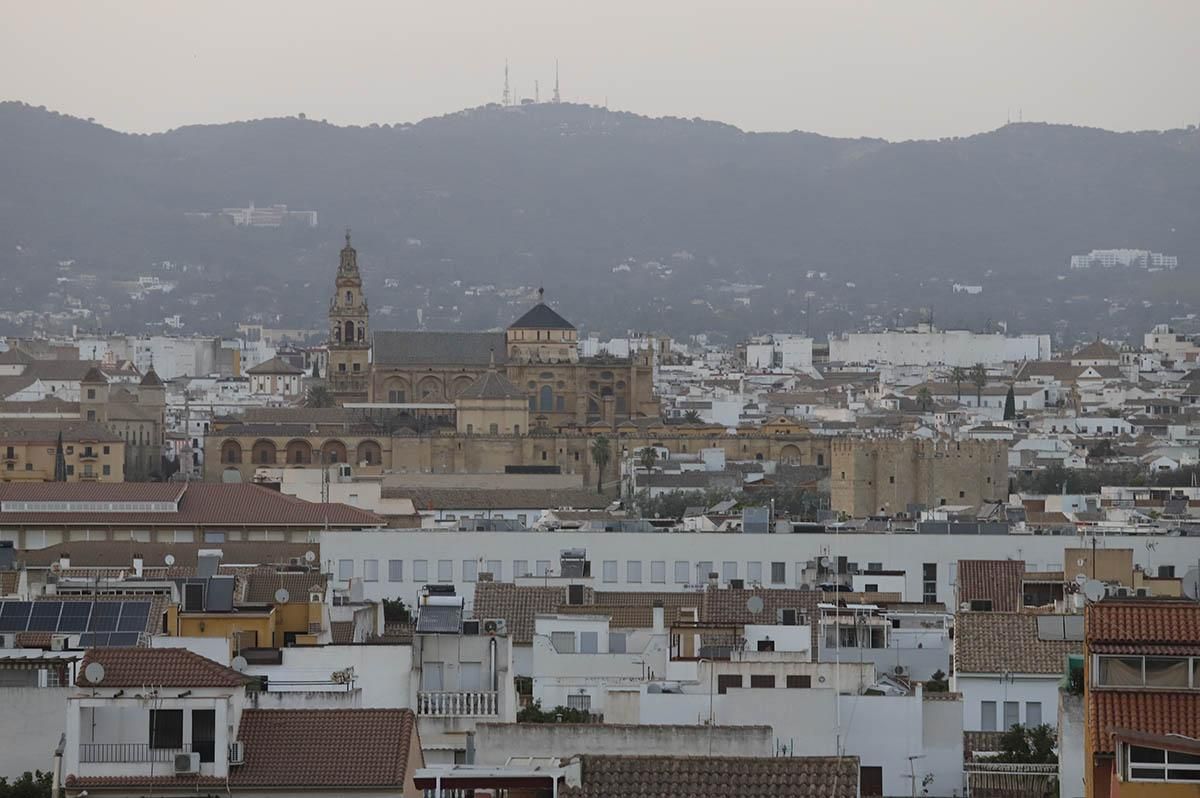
[1003,385,1016,420]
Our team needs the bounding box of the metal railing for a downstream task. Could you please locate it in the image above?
[79,743,197,764]
[416,690,499,717]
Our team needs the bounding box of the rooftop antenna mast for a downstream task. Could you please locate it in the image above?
[502,60,511,107]
[535,80,540,103]
[553,60,561,103]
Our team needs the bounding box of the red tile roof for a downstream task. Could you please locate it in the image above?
[231,709,420,788]
[0,483,382,528]
[957,560,1025,613]
[954,612,1080,674]
[1089,692,1200,755]
[562,755,859,798]
[76,647,250,688]
[1086,600,1200,648]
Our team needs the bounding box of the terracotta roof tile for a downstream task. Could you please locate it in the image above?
[1086,600,1200,647]
[76,647,250,688]
[562,755,859,798]
[231,709,420,788]
[65,775,226,790]
[473,582,583,643]
[1089,692,1200,755]
[954,612,1079,674]
[329,621,355,644]
[554,604,655,628]
[0,571,16,596]
[700,588,821,654]
[243,571,326,604]
[0,483,382,528]
[957,560,1025,613]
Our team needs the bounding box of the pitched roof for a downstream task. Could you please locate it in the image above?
[562,755,858,798]
[456,368,525,400]
[509,302,575,331]
[700,587,822,653]
[139,368,164,386]
[372,331,506,366]
[553,604,655,628]
[954,612,1080,674]
[957,560,1025,613]
[0,483,383,528]
[243,571,326,604]
[1073,340,1120,360]
[76,647,250,688]
[0,419,122,443]
[231,709,420,788]
[473,582,583,643]
[245,356,305,375]
[1089,691,1200,755]
[1086,599,1200,655]
[330,621,355,644]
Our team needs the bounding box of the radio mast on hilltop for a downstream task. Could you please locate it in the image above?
[502,60,511,107]
[553,59,561,103]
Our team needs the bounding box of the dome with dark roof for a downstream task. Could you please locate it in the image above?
[508,299,575,331]
[456,369,525,401]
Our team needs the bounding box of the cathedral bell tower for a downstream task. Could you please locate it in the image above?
[327,229,370,403]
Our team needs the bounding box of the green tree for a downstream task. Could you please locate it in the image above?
[988,724,1058,765]
[382,598,410,624]
[915,385,932,411]
[0,771,52,798]
[637,446,658,470]
[969,363,988,407]
[950,366,966,402]
[517,700,593,723]
[590,435,612,494]
[682,409,702,424]
[1003,385,1016,420]
[304,385,336,408]
[925,669,949,692]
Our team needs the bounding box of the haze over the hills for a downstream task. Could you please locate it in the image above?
[1,99,1197,341]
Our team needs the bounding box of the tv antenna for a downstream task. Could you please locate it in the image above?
[502,60,511,107]
[553,60,561,103]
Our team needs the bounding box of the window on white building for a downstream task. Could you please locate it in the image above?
[981,701,997,731]
[536,560,551,577]
[722,561,738,583]
[413,559,429,583]
[388,560,403,582]
[651,561,666,583]
[338,559,353,581]
[627,561,642,583]
[462,560,478,582]
[363,559,379,582]
[551,631,575,653]
[566,693,591,712]
[674,561,690,584]
[609,632,627,653]
[771,562,786,585]
[514,560,529,578]
[437,560,453,582]
[459,662,483,692]
[1026,702,1042,727]
[1003,701,1019,730]
[486,560,502,580]
[602,560,618,583]
[696,561,713,582]
[747,561,763,585]
[579,631,598,654]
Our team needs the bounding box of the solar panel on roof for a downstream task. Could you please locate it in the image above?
[107,632,141,646]
[90,602,120,631]
[117,602,150,632]
[28,602,63,631]
[415,604,462,634]
[205,577,235,612]
[0,602,32,632]
[57,603,92,632]
[78,632,109,647]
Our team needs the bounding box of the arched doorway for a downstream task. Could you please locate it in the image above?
[251,439,277,465]
[357,440,382,466]
[285,439,313,465]
[321,439,348,464]
[220,440,243,464]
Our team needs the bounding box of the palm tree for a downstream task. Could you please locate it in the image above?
[915,386,932,411]
[949,366,966,402]
[638,446,658,470]
[590,435,612,495]
[969,363,988,407]
[682,409,702,424]
[304,385,336,408]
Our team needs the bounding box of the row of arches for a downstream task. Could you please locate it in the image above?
[381,374,476,403]
[220,439,383,467]
[332,321,366,343]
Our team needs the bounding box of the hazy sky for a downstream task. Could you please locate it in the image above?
[4,0,1198,140]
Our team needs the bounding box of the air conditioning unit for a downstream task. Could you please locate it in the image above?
[174,752,200,774]
[482,619,508,636]
[893,665,908,677]
[228,741,244,765]
[50,634,68,652]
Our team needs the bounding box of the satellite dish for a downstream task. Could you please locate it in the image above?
[231,655,248,672]
[164,554,176,566]
[1074,574,1088,587]
[84,662,105,685]
[274,588,290,604]
[746,596,764,615]
[819,557,832,569]
[304,550,316,563]
[1083,580,1106,603]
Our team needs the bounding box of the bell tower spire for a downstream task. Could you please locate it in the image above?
[327,230,370,403]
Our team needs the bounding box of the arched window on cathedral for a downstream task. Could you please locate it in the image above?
[346,291,353,305]
[334,324,341,343]
[344,321,354,342]
[357,322,365,342]
[539,385,554,412]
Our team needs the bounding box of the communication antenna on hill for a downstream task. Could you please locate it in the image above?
[502,60,511,107]
[535,80,540,104]
[553,60,561,104]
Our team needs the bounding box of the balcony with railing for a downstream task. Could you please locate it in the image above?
[79,742,214,764]
[417,690,499,717]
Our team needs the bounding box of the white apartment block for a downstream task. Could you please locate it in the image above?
[829,326,1050,366]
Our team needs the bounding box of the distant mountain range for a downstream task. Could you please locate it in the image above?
[0,100,1197,337]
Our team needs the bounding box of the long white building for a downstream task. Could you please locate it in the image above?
[829,326,1050,366]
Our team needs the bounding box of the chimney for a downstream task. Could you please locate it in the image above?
[132,552,144,578]
[652,600,664,634]
[59,552,70,571]
[708,571,719,589]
